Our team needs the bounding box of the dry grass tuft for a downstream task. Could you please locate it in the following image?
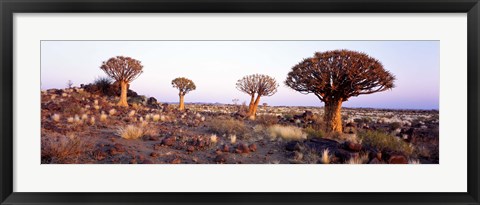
[100,113,108,122]
[321,149,331,164]
[116,124,144,140]
[152,114,160,122]
[89,116,95,125]
[267,125,306,141]
[409,159,421,164]
[229,135,237,144]
[51,114,61,122]
[346,153,370,164]
[210,134,218,144]
[109,109,116,116]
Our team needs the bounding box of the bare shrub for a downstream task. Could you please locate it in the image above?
[41,134,88,163]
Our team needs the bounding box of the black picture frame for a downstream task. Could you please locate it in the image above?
[1,0,479,204]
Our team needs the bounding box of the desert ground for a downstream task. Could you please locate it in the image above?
[41,84,439,164]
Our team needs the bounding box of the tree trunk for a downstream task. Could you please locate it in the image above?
[248,95,262,120]
[247,94,255,116]
[179,94,185,111]
[117,81,128,107]
[324,100,343,133]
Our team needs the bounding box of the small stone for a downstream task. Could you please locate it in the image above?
[187,145,195,152]
[248,144,257,152]
[236,143,250,154]
[161,137,175,146]
[170,158,181,164]
[222,144,230,152]
[214,154,227,163]
[150,152,158,157]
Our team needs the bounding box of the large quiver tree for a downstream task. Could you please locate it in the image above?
[285,50,395,133]
[100,56,143,107]
[236,74,278,119]
[171,77,196,111]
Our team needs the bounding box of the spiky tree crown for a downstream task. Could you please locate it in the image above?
[236,74,279,96]
[100,56,143,83]
[172,77,196,95]
[285,49,395,102]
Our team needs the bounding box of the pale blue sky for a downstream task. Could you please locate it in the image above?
[41,41,439,110]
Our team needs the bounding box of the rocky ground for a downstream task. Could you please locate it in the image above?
[41,87,439,164]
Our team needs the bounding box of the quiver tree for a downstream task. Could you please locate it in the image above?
[100,56,143,107]
[171,77,196,111]
[285,50,395,133]
[236,74,279,119]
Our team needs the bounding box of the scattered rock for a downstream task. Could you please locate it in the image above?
[248,144,257,152]
[150,152,158,157]
[214,154,227,163]
[154,144,162,150]
[369,158,382,164]
[221,144,230,152]
[388,155,408,164]
[285,141,302,151]
[170,158,181,164]
[109,143,125,155]
[142,159,154,164]
[344,141,362,152]
[93,150,106,161]
[235,143,250,154]
[144,135,159,141]
[187,145,195,152]
[161,137,175,146]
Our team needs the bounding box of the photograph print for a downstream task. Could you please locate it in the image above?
[40,41,439,164]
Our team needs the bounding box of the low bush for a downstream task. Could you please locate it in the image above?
[207,118,247,136]
[304,127,325,139]
[358,130,413,155]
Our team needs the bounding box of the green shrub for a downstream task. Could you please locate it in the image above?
[304,127,325,139]
[93,76,113,95]
[358,130,413,155]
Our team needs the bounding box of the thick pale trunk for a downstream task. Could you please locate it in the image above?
[324,100,343,133]
[117,81,128,107]
[179,95,185,111]
[248,95,261,120]
[247,94,255,116]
